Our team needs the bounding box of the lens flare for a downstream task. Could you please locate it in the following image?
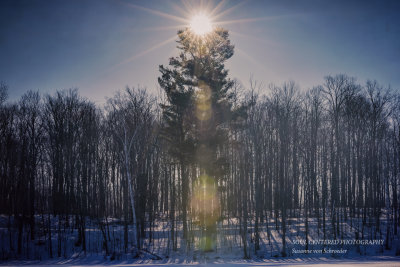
[191,174,220,251]
[195,82,212,121]
[191,175,220,225]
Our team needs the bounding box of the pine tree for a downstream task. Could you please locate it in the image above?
[158,26,239,251]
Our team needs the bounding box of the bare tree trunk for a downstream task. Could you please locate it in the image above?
[123,127,138,249]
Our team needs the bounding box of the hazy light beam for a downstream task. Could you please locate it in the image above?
[121,2,188,24]
[137,25,187,33]
[235,47,270,74]
[171,2,190,18]
[216,14,304,26]
[230,30,279,47]
[108,35,177,72]
[181,0,197,16]
[209,0,227,17]
[212,0,250,20]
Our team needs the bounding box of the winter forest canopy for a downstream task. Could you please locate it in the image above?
[1,12,400,264]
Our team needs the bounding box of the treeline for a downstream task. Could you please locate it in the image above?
[0,74,399,258]
[1,27,400,259]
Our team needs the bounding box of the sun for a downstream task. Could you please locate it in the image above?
[190,14,212,36]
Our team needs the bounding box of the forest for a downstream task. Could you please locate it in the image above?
[1,26,400,262]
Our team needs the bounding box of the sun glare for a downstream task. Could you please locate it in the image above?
[190,14,212,36]
[116,1,267,67]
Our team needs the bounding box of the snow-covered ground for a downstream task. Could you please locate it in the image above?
[1,213,399,265]
[1,256,400,266]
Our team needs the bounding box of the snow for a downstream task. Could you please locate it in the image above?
[1,213,400,265]
[1,256,399,266]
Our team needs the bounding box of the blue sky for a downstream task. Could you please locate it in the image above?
[1,0,399,104]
